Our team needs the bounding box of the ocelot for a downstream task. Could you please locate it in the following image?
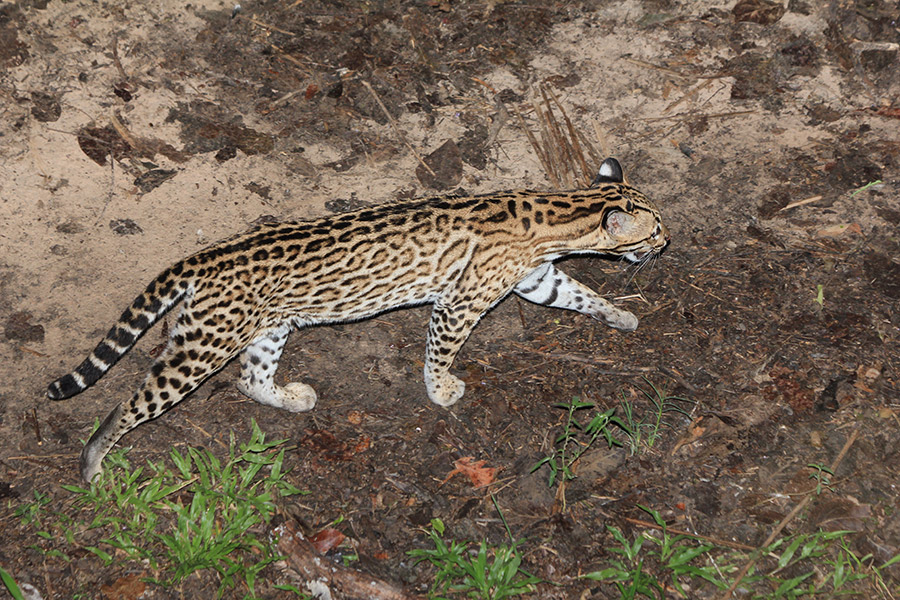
[48,158,669,482]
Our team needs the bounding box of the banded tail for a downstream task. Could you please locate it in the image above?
[47,264,190,400]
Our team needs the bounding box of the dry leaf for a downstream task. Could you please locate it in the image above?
[309,527,346,554]
[670,416,708,454]
[816,223,862,237]
[808,497,870,532]
[101,574,146,600]
[443,456,497,488]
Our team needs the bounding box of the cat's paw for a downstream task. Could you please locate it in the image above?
[594,308,638,331]
[281,382,318,412]
[426,372,466,407]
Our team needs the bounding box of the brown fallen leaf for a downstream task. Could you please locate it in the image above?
[309,527,346,554]
[808,497,871,532]
[816,222,862,237]
[101,573,146,600]
[670,416,708,454]
[443,456,497,488]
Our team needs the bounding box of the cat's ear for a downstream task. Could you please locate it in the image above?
[590,158,624,187]
[604,209,634,237]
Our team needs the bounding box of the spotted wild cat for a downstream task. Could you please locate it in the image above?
[49,158,669,482]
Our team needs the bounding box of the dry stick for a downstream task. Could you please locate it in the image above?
[245,15,295,35]
[29,408,42,444]
[516,104,557,188]
[622,517,757,551]
[109,112,139,149]
[540,92,571,187]
[110,34,130,84]
[641,109,756,123]
[663,78,714,114]
[779,195,824,212]
[719,427,861,600]
[546,86,591,187]
[537,87,564,184]
[6,453,76,461]
[543,352,653,373]
[580,125,606,170]
[532,96,563,188]
[269,44,313,73]
[18,345,47,357]
[276,520,422,600]
[539,87,576,188]
[623,56,691,80]
[361,80,435,177]
[541,85,580,186]
[515,103,559,187]
[484,98,509,148]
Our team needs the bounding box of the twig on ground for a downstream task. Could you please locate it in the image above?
[526,349,654,374]
[719,427,860,600]
[109,112,138,149]
[544,85,591,187]
[276,520,422,600]
[361,80,435,177]
[622,516,756,551]
[639,109,756,123]
[513,104,556,187]
[110,34,130,85]
[18,346,47,357]
[779,195,824,212]
[663,79,714,114]
[244,15,294,36]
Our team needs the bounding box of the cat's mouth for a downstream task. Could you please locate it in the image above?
[625,242,669,263]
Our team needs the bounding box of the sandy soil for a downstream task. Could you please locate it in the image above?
[1,0,898,597]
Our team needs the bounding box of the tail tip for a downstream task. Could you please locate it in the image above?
[47,375,81,400]
[47,381,64,400]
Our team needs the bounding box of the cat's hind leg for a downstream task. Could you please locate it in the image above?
[80,330,240,483]
[236,324,317,413]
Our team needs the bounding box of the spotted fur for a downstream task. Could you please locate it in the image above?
[49,158,669,482]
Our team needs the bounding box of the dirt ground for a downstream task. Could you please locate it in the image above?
[1,0,899,597]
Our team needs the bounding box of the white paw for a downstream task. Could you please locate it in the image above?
[281,382,318,412]
[595,309,638,331]
[426,373,466,407]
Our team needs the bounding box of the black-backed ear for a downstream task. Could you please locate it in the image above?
[590,157,624,187]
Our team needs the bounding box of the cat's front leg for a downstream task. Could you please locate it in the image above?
[514,263,638,331]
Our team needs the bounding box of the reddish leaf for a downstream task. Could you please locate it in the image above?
[443,456,496,488]
[100,574,146,600]
[309,527,346,554]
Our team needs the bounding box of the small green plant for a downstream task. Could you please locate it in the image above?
[409,518,540,599]
[849,180,882,198]
[532,396,625,488]
[13,489,52,527]
[806,463,834,495]
[618,377,692,455]
[582,506,900,599]
[0,565,25,600]
[582,506,726,599]
[21,419,305,598]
